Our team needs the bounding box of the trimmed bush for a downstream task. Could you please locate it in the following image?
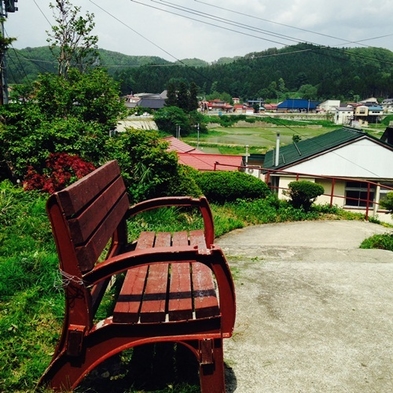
[286,180,324,211]
[194,171,270,203]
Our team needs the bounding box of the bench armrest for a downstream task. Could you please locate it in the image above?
[126,196,215,246]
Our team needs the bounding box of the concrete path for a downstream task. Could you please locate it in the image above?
[217,220,393,392]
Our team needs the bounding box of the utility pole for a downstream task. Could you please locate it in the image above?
[0,0,18,105]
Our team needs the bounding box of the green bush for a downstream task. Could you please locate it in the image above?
[285,180,324,211]
[194,171,270,203]
[380,191,393,213]
[360,233,393,251]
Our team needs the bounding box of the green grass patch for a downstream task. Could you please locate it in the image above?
[360,233,393,251]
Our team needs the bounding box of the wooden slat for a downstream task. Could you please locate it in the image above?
[139,232,170,322]
[169,231,192,321]
[68,177,127,245]
[189,230,219,319]
[75,194,130,272]
[57,161,122,217]
[192,263,220,319]
[113,266,148,323]
[113,232,155,323]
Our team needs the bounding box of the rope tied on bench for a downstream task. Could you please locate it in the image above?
[59,269,84,287]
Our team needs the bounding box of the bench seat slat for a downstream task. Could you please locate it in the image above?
[189,230,220,319]
[168,231,193,321]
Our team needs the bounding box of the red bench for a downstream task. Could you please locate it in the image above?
[38,160,236,392]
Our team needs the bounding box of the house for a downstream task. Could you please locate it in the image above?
[165,136,242,172]
[177,153,242,171]
[125,91,167,110]
[262,127,393,222]
[277,98,320,113]
[263,103,278,112]
[334,106,354,125]
[381,98,393,113]
[353,104,383,125]
[207,99,233,113]
[318,100,340,113]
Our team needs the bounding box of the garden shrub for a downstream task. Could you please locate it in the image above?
[285,180,324,211]
[194,171,270,203]
[23,152,95,194]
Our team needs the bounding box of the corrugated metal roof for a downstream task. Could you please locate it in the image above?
[177,152,242,171]
[164,136,204,154]
[264,127,370,170]
[277,99,320,110]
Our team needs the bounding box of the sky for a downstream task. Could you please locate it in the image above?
[5,0,393,63]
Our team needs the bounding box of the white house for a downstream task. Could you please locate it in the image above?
[263,127,393,223]
[334,106,353,125]
[318,100,340,113]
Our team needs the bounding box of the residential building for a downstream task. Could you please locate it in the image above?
[125,91,167,110]
[334,106,353,125]
[277,98,320,113]
[318,100,340,113]
[263,127,393,222]
[381,98,393,113]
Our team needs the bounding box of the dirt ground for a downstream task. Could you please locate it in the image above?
[217,220,393,393]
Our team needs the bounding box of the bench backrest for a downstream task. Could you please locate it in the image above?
[46,160,129,275]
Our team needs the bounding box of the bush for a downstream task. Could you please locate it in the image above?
[23,152,95,194]
[380,191,393,213]
[285,180,324,211]
[194,171,270,203]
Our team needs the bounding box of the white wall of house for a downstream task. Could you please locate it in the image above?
[335,109,353,125]
[319,100,340,113]
[282,139,393,179]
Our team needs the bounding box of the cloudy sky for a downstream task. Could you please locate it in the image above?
[5,0,393,63]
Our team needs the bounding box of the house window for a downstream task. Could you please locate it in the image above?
[345,181,374,207]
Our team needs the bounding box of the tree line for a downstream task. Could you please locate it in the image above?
[9,43,393,102]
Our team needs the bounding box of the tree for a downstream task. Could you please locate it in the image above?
[188,82,199,112]
[177,81,189,111]
[0,68,125,179]
[285,180,324,211]
[165,81,177,107]
[47,0,99,77]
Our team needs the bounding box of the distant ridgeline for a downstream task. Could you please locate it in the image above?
[8,43,393,100]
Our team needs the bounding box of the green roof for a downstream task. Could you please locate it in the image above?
[264,127,370,170]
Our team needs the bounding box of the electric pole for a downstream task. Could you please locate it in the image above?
[0,0,18,105]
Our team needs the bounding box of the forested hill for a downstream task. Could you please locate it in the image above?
[8,43,393,101]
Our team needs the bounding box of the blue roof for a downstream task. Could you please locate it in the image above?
[277,99,319,110]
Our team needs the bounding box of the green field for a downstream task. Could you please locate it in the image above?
[183,119,387,155]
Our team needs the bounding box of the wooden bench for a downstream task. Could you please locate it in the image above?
[38,160,236,392]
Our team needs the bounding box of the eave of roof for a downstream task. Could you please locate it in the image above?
[177,152,242,171]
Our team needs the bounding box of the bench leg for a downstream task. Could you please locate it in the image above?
[199,339,225,393]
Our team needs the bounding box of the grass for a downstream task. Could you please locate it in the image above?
[0,179,390,392]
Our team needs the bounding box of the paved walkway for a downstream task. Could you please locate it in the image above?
[217,220,393,392]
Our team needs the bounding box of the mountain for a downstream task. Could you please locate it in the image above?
[7,43,393,101]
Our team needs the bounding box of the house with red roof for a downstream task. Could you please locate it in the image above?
[164,136,242,171]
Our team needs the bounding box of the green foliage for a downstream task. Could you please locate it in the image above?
[154,106,191,136]
[380,191,393,213]
[0,68,124,180]
[285,180,325,211]
[360,233,393,251]
[106,128,198,203]
[194,171,270,203]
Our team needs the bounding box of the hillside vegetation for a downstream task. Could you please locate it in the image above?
[9,43,393,101]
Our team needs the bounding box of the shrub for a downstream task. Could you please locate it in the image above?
[194,171,270,203]
[285,180,324,211]
[380,191,393,214]
[23,152,95,194]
